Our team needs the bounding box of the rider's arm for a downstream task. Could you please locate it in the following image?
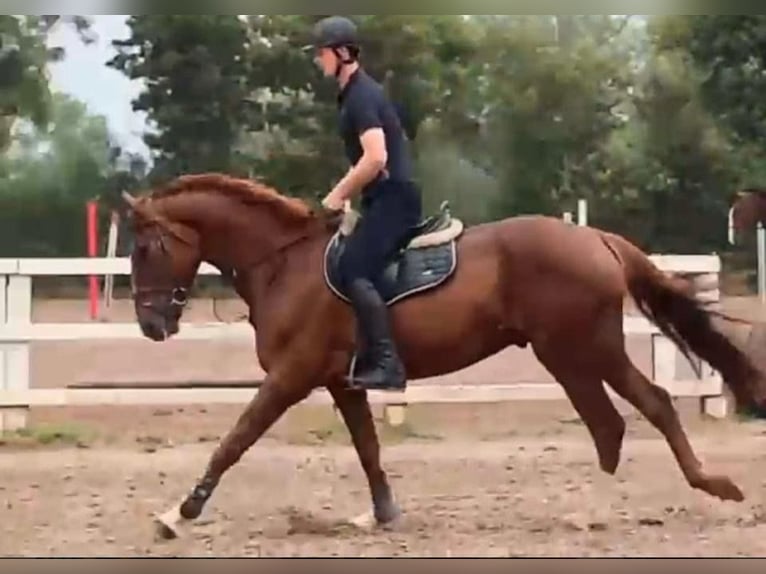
[331,96,388,201]
[333,128,387,201]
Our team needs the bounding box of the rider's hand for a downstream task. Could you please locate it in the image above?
[321,191,345,212]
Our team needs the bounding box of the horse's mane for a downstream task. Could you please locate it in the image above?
[148,172,315,220]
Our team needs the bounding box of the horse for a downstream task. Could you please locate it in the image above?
[726,187,766,419]
[729,187,766,245]
[121,172,766,540]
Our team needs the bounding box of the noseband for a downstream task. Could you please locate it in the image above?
[133,284,189,309]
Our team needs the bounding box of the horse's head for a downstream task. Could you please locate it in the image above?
[729,189,766,245]
[122,191,202,342]
[121,173,345,341]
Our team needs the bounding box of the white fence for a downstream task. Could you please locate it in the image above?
[0,255,726,432]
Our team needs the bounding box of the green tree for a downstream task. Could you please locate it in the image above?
[0,93,130,257]
[108,16,255,179]
[0,15,93,151]
[611,15,745,252]
[471,16,636,218]
[239,15,481,201]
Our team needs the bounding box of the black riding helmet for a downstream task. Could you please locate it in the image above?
[312,16,359,49]
[304,16,360,76]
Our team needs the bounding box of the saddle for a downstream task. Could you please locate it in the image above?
[324,201,464,306]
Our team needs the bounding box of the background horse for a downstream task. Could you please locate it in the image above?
[727,187,766,419]
[122,173,766,540]
[729,187,766,245]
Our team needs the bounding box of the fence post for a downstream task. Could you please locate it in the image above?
[758,223,765,305]
[0,271,6,432]
[0,272,31,432]
[696,264,727,418]
[577,199,588,226]
[0,272,6,335]
[651,333,676,384]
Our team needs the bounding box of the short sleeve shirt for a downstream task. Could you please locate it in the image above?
[337,69,413,192]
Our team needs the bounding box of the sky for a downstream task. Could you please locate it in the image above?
[47,15,151,159]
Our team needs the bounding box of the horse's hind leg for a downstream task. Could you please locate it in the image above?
[603,350,745,502]
[533,345,626,475]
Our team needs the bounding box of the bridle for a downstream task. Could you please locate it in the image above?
[130,206,342,315]
[130,229,192,314]
[132,283,190,310]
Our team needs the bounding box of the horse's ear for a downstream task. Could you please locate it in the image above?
[121,191,153,220]
[122,191,138,209]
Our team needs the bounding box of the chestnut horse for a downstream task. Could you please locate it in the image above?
[122,173,766,540]
[729,187,766,245]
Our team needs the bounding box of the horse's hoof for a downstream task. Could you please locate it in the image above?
[710,476,745,502]
[154,517,179,541]
[153,502,186,540]
[348,511,377,531]
[375,498,402,526]
[347,505,403,532]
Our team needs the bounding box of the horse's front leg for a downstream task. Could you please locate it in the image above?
[327,383,401,529]
[153,371,311,539]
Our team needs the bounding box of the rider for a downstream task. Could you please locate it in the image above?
[308,16,423,391]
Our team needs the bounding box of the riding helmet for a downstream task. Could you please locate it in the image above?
[307,16,359,50]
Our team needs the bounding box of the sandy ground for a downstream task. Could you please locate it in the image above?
[2,295,766,557]
[1,401,766,557]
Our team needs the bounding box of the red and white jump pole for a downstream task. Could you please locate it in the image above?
[86,199,99,320]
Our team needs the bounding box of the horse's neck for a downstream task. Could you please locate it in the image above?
[165,192,310,272]
[163,192,331,330]
[233,229,331,335]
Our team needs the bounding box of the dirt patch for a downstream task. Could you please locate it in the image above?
[2,401,766,557]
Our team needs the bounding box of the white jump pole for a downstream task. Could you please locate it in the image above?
[102,210,120,314]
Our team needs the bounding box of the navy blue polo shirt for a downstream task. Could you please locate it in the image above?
[337,69,413,194]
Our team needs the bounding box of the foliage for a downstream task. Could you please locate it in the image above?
[0,94,143,257]
[6,15,766,268]
[108,16,255,179]
[0,16,93,151]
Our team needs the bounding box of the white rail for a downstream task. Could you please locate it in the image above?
[0,255,725,431]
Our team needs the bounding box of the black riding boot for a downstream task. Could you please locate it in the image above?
[346,278,407,391]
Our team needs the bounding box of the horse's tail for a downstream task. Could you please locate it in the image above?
[599,231,762,410]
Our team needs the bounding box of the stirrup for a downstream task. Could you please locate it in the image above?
[346,357,406,392]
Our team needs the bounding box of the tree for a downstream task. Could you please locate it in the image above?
[108,16,255,179]
[0,15,93,151]
[101,15,760,254]
[0,93,133,257]
[469,16,636,218]
[240,15,482,200]
[616,16,745,252]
